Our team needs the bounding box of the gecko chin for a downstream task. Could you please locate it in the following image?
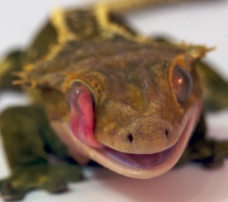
[52,99,201,179]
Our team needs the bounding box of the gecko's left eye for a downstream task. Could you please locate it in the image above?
[171,66,193,102]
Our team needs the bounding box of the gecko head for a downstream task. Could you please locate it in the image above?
[52,44,203,179]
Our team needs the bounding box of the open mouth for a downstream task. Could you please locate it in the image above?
[51,82,203,178]
[51,98,201,179]
[103,143,174,170]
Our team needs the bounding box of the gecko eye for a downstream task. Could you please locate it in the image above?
[66,82,94,109]
[171,66,193,102]
[66,82,102,148]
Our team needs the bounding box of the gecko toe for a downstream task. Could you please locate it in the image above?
[1,182,26,202]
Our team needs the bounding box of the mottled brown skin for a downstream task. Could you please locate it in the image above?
[19,9,204,154]
[0,0,228,201]
[27,39,203,153]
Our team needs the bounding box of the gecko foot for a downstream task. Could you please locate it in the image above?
[0,163,82,201]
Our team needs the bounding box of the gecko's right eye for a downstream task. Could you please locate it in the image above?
[66,82,102,148]
[171,65,193,103]
[66,82,93,109]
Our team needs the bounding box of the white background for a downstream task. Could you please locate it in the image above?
[0,0,228,201]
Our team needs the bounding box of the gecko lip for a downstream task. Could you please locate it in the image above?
[52,99,202,179]
[101,144,174,169]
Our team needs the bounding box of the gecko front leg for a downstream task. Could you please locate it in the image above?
[178,114,228,168]
[0,105,81,201]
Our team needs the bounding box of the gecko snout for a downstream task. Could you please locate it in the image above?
[107,117,174,154]
[126,127,170,144]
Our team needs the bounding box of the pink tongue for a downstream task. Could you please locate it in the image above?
[69,83,103,148]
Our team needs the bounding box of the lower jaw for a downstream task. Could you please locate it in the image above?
[51,100,202,179]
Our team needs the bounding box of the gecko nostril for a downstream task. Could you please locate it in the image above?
[127,134,134,143]
[165,129,169,139]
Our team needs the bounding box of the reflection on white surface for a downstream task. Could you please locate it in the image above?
[0,0,228,201]
[0,158,228,202]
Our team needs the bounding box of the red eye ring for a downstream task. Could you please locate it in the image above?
[171,65,193,103]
